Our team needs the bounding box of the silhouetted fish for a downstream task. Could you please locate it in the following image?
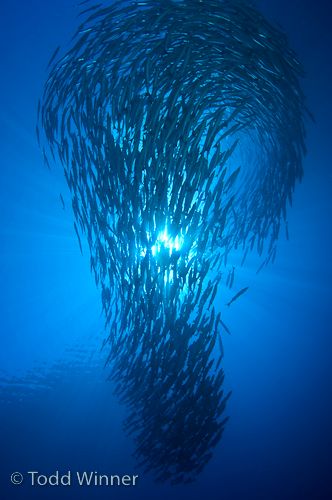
[38,0,307,485]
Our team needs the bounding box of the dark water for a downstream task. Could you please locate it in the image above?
[1,1,332,499]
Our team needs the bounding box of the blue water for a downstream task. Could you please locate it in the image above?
[1,1,331,499]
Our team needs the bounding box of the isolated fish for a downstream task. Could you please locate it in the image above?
[226,287,249,307]
[59,193,65,210]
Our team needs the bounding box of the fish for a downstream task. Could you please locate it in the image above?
[38,0,307,485]
[59,193,65,210]
[220,318,231,335]
[226,287,249,307]
[46,45,61,69]
[74,222,83,255]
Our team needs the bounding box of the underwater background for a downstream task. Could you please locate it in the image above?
[0,0,331,499]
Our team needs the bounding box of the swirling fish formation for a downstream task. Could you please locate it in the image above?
[38,0,307,484]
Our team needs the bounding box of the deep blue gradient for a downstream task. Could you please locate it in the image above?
[1,1,331,499]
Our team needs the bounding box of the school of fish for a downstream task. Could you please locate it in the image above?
[38,0,307,484]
